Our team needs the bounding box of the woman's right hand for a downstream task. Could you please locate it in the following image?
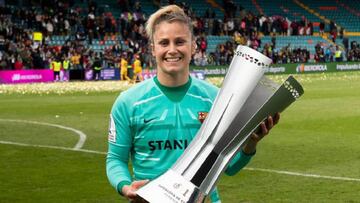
[122,180,149,203]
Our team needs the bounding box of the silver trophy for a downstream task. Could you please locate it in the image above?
[137,45,304,203]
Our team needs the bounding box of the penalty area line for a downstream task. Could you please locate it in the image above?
[0,140,106,155]
[0,119,86,150]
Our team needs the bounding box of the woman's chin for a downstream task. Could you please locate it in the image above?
[160,64,186,75]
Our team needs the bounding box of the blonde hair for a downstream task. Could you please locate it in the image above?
[145,5,193,43]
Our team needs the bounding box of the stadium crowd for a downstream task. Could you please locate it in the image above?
[0,0,359,72]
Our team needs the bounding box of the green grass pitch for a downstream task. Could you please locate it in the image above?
[0,71,360,202]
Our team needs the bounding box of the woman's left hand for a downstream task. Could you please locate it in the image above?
[251,113,280,142]
[242,113,280,154]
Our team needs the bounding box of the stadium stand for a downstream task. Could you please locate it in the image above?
[206,35,232,53]
[256,0,320,23]
[0,0,359,73]
[260,35,327,55]
[299,0,360,32]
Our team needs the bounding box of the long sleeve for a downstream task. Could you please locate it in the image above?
[106,142,132,194]
[106,96,133,194]
[224,150,255,176]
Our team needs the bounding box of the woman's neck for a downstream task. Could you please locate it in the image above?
[157,70,189,87]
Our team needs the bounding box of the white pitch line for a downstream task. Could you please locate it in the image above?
[0,140,105,155]
[0,119,86,150]
[1,138,360,183]
[244,167,360,182]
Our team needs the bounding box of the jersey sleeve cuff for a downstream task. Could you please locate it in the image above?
[117,180,132,196]
[241,148,256,157]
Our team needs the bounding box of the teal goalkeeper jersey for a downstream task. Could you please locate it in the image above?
[107,76,254,203]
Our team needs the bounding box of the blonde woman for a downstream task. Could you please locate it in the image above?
[106,5,279,203]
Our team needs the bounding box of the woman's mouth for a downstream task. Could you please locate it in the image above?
[164,57,182,62]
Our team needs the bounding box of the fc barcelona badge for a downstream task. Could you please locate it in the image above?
[198,112,208,123]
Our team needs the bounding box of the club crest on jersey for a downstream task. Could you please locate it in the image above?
[198,111,208,123]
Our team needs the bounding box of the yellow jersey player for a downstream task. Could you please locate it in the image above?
[120,54,131,82]
[133,54,143,82]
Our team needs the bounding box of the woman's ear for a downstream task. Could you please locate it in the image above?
[151,43,155,57]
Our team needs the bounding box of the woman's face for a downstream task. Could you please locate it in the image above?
[152,21,195,78]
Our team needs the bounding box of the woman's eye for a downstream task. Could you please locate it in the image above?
[159,41,168,46]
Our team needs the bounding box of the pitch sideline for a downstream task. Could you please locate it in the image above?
[0,119,86,150]
[1,139,360,183]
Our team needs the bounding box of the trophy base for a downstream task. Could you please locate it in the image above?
[136,170,206,203]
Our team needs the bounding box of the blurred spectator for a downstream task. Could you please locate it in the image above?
[193,49,208,66]
[62,56,70,80]
[71,51,81,69]
[14,57,24,70]
[50,57,61,81]
[342,36,349,52]
[223,0,237,18]
[92,55,102,80]
[199,37,207,54]
[281,18,288,36]
[347,41,359,61]
[335,46,343,62]
[325,46,333,62]
[329,20,337,43]
[319,21,325,36]
[32,49,44,69]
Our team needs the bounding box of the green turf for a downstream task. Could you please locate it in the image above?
[1,72,360,202]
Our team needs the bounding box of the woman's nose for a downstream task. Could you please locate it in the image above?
[168,43,177,53]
